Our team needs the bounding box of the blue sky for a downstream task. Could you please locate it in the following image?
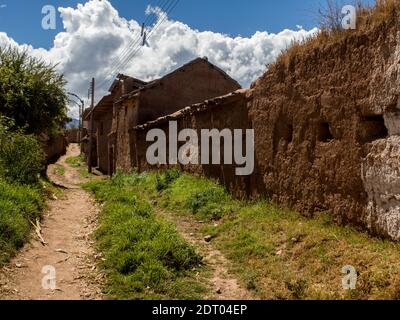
[0,0,373,49]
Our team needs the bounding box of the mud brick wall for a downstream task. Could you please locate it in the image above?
[41,133,67,164]
[247,18,400,240]
[66,128,80,143]
[113,95,138,172]
[133,90,252,198]
[96,112,113,174]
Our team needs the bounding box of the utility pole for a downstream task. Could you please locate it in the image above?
[88,78,95,174]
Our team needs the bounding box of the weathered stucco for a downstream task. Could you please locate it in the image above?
[133,90,251,198]
[246,17,400,238]
[362,136,400,240]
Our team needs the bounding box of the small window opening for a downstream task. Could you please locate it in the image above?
[286,124,294,143]
[362,115,388,142]
[318,122,334,142]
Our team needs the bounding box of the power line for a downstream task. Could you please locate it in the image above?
[96,0,166,87]
[116,0,179,72]
[95,0,175,92]
[95,0,180,94]
[95,0,173,92]
[105,0,168,73]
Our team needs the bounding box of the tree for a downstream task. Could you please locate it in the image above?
[0,46,68,135]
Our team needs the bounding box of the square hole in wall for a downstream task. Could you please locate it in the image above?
[361,115,388,143]
[318,122,334,142]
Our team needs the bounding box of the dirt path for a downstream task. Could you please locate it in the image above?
[0,144,104,300]
[156,209,252,300]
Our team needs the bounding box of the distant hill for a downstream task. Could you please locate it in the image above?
[66,119,79,129]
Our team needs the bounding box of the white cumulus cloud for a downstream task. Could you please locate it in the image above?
[0,0,318,118]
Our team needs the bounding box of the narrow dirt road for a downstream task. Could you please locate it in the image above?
[0,144,103,300]
[157,209,252,300]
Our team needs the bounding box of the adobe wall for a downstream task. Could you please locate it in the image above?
[41,133,67,164]
[137,60,241,125]
[113,95,138,172]
[133,90,252,198]
[96,112,113,174]
[66,128,80,143]
[247,17,400,239]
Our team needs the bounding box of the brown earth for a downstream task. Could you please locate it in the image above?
[156,209,252,300]
[0,144,104,300]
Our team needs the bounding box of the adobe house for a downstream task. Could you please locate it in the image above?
[82,107,96,167]
[83,74,148,174]
[109,57,242,173]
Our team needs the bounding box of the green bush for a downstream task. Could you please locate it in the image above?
[156,169,181,192]
[0,179,44,264]
[186,187,230,220]
[0,47,68,135]
[0,120,44,185]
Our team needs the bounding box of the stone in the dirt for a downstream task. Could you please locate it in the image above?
[204,235,213,242]
[216,287,222,294]
[15,263,22,268]
[276,250,283,256]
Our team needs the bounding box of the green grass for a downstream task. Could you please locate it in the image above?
[83,173,207,300]
[65,156,97,179]
[66,155,84,168]
[54,166,65,176]
[0,178,45,265]
[116,169,400,300]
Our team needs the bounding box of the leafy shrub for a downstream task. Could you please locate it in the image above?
[0,47,68,135]
[186,187,230,220]
[285,279,308,300]
[0,120,44,185]
[156,169,181,192]
[0,179,44,264]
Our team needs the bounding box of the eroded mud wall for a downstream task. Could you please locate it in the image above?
[248,19,400,239]
[134,91,251,198]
